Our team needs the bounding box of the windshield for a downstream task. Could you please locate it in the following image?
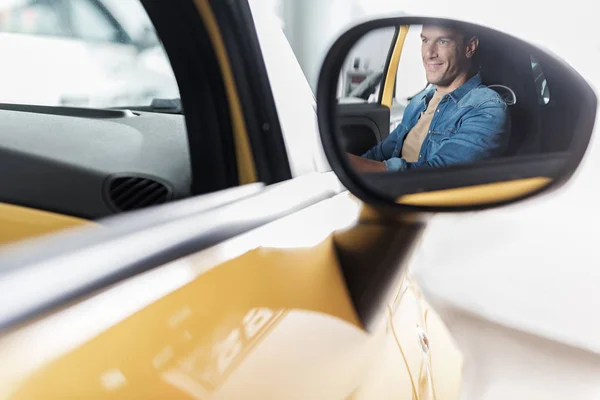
[0,0,179,108]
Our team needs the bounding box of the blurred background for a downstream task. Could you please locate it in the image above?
[257,0,598,92]
[0,0,593,108]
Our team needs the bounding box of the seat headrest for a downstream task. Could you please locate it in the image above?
[488,84,517,106]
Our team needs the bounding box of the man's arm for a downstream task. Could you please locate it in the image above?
[384,100,510,171]
[361,94,424,162]
[361,120,405,161]
[347,153,386,173]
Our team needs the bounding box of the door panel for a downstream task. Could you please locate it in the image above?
[336,24,400,157]
[0,178,460,399]
[337,103,391,155]
[0,174,338,329]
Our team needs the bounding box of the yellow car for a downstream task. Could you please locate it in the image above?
[0,1,595,399]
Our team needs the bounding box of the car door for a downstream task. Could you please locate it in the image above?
[0,1,461,399]
[337,24,440,157]
[336,26,402,156]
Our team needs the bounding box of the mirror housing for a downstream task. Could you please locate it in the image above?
[317,16,597,212]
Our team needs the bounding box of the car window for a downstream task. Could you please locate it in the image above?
[394,25,428,107]
[0,0,179,108]
[531,55,550,105]
[0,0,71,36]
[0,0,123,42]
[70,0,123,43]
[337,27,396,104]
[390,25,428,130]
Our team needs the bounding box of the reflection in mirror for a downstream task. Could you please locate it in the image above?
[332,20,586,205]
[337,27,396,104]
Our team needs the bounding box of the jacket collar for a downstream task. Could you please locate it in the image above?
[419,72,482,104]
[447,72,482,102]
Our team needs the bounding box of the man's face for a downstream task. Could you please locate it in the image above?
[420,25,473,87]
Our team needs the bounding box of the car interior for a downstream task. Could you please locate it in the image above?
[337,26,575,163]
[476,31,543,157]
[0,104,192,220]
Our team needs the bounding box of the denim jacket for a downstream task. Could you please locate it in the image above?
[362,73,510,171]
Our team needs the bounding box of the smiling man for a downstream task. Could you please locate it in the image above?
[349,23,510,172]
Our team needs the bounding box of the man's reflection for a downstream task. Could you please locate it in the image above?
[349,23,510,172]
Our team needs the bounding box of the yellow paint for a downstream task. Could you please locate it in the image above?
[0,189,463,399]
[0,237,362,399]
[193,0,257,185]
[0,203,92,246]
[387,304,418,399]
[398,177,552,207]
[381,25,409,108]
[388,276,463,400]
[424,300,464,400]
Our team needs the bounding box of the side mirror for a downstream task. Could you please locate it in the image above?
[317,16,596,211]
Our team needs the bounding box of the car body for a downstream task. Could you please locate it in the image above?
[0,1,596,400]
[0,1,464,399]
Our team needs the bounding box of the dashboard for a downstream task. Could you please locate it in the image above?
[0,105,191,219]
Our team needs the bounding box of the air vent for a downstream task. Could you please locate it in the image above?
[105,175,172,212]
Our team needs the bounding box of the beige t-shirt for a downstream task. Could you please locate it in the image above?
[401,90,444,162]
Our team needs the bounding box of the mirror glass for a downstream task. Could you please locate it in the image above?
[332,21,589,206]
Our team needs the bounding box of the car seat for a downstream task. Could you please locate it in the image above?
[477,44,542,156]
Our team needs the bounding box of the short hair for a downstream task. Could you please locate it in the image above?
[424,20,479,45]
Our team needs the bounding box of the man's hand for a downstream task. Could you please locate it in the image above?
[347,153,387,173]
